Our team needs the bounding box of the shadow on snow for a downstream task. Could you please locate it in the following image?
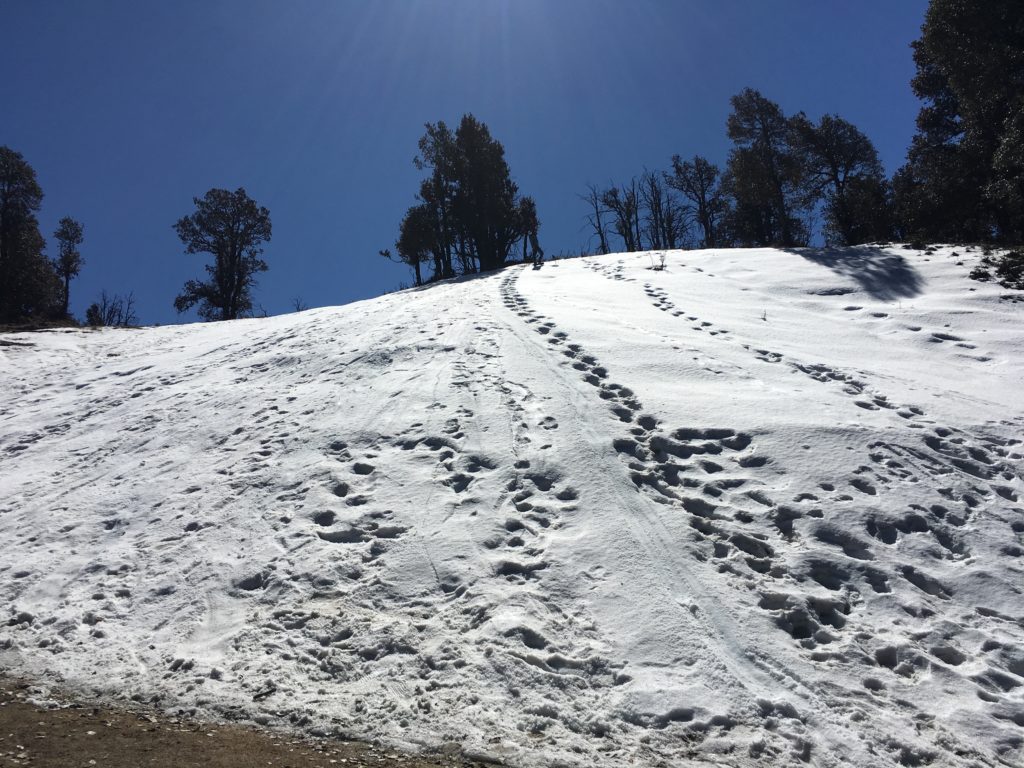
[786,246,925,301]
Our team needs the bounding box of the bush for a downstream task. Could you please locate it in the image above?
[85,291,137,327]
[994,250,1024,289]
[969,265,991,282]
[968,250,1024,290]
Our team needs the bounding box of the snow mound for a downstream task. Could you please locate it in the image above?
[1,246,1023,767]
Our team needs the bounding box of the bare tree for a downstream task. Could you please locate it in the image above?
[640,171,665,250]
[668,155,726,248]
[580,184,611,255]
[662,193,690,250]
[85,290,136,327]
[640,170,688,250]
[602,180,642,252]
[291,296,309,312]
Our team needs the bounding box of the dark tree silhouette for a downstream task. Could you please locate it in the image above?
[580,184,611,255]
[639,170,687,250]
[792,114,892,245]
[0,147,59,322]
[387,115,534,283]
[602,180,642,252]
[173,188,272,321]
[894,0,1024,243]
[990,109,1024,242]
[86,290,137,327]
[414,121,458,279]
[53,216,84,317]
[724,88,810,247]
[517,196,542,262]
[668,155,727,248]
[452,115,523,272]
[386,203,437,286]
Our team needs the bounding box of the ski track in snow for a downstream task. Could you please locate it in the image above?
[1,245,1023,768]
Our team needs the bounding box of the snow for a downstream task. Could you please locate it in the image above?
[1,245,1022,767]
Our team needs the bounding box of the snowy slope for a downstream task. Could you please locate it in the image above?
[1,245,1022,768]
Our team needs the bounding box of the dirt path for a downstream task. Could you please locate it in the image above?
[0,678,493,768]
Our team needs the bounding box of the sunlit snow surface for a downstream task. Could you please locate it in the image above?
[2,246,1023,767]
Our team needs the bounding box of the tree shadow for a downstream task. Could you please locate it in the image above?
[784,246,925,300]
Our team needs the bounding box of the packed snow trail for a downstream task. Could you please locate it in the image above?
[1,246,1022,768]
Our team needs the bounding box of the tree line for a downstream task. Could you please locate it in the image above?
[581,0,1022,258]
[0,146,272,327]
[1,0,1020,326]
[0,147,89,325]
[582,89,892,253]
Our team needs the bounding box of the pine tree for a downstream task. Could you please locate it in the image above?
[0,147,60,323]
[415,121,458,279]
[53,216,84,317]
[723,89,810,248]
[517,196,541,262]
[894,0,1024,243]
[389,203,437,286]
[451,115,523,272]
[389,115,534,282]
[173,188,272,321]
[989,108,1024,238]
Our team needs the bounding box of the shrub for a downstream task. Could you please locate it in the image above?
[968,250,1024,290]
[994,250,1024,289]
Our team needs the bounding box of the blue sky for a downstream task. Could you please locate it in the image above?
[2,0,929,325]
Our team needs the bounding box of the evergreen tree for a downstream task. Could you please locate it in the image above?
[388,115,534,282]
[0,147,59,322]
[386,203,437,286]
[53,216,84,317]
[894,0,1024,243]
[989,108,1024,238]
[723,89,810,247]
[792,114,892,245]
[834,176,893,246]
[451,115,523,272]
[173,187,272,321]
[517,196,541,262]
[414,121,458,279]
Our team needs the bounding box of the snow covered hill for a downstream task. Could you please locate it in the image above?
[1,246,1022,768]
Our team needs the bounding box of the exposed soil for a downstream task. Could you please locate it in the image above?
[0,678,493,768]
